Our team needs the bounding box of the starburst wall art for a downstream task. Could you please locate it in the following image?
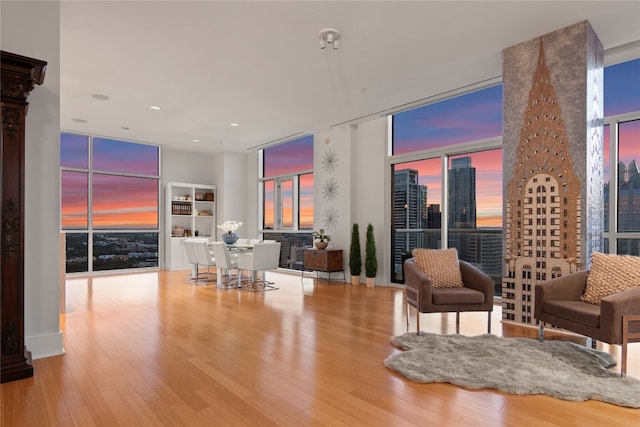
[322,148,338,173]
[322,178,339,202]
[322,206,339,230]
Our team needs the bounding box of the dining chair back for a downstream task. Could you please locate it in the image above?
[237,242,281,291]
[211,242,239,288]
[192,239,216,284]
[184,238,209,282]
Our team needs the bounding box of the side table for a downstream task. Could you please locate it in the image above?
[302,249,345,284]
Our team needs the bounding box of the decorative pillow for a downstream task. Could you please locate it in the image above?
[412,248,464,288]
[581,252,640,305]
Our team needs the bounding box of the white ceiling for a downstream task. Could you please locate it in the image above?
[60,1,640,155]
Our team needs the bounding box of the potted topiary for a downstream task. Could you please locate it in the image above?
[349,224,362,285]
[365,223,377,287]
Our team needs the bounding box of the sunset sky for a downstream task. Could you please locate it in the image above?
[62,60,638,231]
[61,135,160,229]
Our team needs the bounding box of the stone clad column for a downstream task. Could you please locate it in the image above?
[501,21,603,325]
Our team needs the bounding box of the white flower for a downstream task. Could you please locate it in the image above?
[217,220,243,233]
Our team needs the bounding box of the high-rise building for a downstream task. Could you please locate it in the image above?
[448,157,477,261]
[426,204,442,249]
[393,169,428,277]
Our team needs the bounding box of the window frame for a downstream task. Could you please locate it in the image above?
[60,132,161,274]
[603,112,640,254]
[258,137,313,234]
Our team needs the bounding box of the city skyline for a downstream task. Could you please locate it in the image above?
[61,60,638,231]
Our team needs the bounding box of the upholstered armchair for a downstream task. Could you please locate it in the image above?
[534,253,640,376]
[404,249,494,335]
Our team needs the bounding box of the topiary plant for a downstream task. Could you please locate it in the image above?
[365,223,377,279]
[349,223,362,277]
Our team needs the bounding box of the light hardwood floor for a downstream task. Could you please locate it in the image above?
[2,269,638,426]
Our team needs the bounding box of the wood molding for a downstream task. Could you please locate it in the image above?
[1,50,46,383]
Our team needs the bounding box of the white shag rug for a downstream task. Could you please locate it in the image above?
[385,332,640,408]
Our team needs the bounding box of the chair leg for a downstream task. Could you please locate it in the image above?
[416,309,421,335]
[621,342,627,378]
[487,311,491,334]
[622,316,629,377]
[406,302,410,331]
[538,322,545,342]
[455,312,460,334]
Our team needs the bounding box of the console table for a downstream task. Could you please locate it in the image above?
[302,249,345,283]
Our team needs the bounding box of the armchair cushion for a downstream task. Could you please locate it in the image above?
[581,253,640,305]
[543,300,600,328]
[412,248,463,288]
[432,287,486,305]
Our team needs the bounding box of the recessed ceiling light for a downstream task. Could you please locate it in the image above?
[192,139,200,142]
[149,105,161,110]
[230,122,239,127]
[72,118,88,123]
[91,94,110,100]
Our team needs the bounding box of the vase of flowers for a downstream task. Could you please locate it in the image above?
[312,229,331,249]
[218,220,243,245]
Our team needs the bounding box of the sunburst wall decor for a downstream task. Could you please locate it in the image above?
[322,178,339,202]
[322,206,339,230]
[322,148,338,173]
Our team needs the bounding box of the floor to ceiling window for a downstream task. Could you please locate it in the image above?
[390,57,639,290]
[390,84,503,291]
[603,58,640,256]
[60,133,160,273]
[260,135,314,270]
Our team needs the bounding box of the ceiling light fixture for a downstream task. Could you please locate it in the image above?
[319,28,341,50]
[230,122,239,127]
[192,139,200,142]
[149,105,161,110]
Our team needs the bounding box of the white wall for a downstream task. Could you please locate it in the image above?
[352,118,389,285]
[313,126,353,277]
[215,152,250,239]
[244,151,259,236]
[162,148,217,185]
[1,0,64,358]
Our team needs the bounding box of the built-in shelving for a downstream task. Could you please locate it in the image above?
[165,182,216,270]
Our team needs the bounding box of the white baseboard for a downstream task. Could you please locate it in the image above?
[25,331,65,359]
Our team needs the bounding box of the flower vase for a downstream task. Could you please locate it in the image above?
[315,241,328,250]
[222,231,239,245]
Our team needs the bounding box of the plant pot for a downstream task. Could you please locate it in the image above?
[366,277,375,288]
[351,275,360,285]
[315,241,328,249]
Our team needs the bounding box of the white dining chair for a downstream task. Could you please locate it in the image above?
[236,242,281,291]
[210,242,240,288]
[184,238,209,282]
[192,239,216,284]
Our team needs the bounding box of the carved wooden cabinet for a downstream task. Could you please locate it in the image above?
[1,51,47,383]
[303,249,345,283]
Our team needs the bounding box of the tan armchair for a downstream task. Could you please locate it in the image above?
[534,270,640,376]
[404,257,494,335]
